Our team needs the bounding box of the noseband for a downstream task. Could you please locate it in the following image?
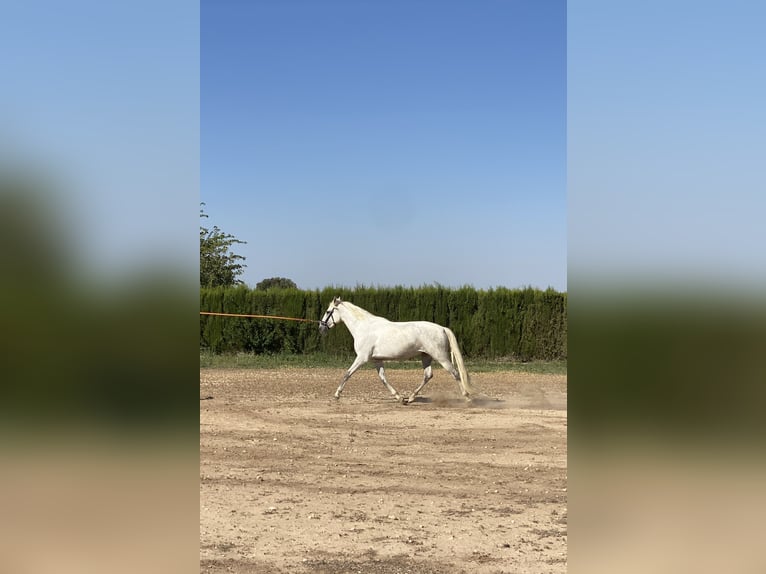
[320,307,337,329]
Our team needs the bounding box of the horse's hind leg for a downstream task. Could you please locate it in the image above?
[435,355,470,401]
[334,355,367,399]
[406,354,433,404]
[374,361,402,402]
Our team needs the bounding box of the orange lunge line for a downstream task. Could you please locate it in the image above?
[200,311,317,323]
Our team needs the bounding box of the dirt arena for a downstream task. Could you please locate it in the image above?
[200,367,567,574]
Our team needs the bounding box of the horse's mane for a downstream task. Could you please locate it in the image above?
[340,300,374,320]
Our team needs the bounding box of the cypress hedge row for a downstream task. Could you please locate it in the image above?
[200,285,567,361]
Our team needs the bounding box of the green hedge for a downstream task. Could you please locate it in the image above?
[200,286,567,361]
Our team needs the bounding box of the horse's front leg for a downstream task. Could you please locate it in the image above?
[334,355,367,399]
[374,361,402,403]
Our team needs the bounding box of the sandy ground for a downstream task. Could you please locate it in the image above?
[200,367,567,573]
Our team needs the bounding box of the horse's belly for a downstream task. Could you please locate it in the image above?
[370,339,423,361]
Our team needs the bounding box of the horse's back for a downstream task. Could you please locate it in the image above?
[360,319,448,360]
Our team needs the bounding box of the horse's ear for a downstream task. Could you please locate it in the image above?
[333,296,341,305]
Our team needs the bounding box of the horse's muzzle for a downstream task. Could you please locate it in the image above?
[319,323,329,336]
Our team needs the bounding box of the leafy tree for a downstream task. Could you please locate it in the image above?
[200,204,246,287]
[256,277,298,290]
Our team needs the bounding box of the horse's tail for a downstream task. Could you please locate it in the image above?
[445,328,473,396]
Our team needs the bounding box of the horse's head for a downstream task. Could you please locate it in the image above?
[319,296,342,335]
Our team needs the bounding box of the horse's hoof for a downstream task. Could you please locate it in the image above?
[333,394,340,400]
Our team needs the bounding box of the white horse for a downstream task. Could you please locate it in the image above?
[319,297,473,404]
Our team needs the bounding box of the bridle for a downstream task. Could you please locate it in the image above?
[320,307,337,329]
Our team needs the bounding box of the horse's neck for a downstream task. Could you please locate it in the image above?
[338,303,372,336]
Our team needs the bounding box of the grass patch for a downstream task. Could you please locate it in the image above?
[199,351,345,370]
[467,358,567,375]
[200,351,566,375]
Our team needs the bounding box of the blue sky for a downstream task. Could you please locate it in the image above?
[5,1,762,295]
[202,0,566,291]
